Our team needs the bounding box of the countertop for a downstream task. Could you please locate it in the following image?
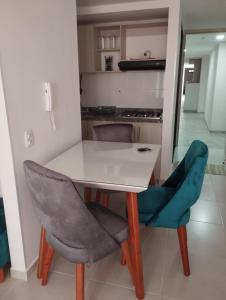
[81,107,163,123]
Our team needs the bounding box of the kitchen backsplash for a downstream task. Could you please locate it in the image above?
[81,71,164,109]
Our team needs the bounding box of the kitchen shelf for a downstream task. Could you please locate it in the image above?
[96,48,121,52]
[78,20,168,73]
[83,71,122,74]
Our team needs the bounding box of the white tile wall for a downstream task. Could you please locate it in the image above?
[81,71,164,108]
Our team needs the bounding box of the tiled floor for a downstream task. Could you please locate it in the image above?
[174,111,226,164]
[1,174,226,300]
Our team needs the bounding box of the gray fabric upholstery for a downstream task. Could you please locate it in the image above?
[86,202,128,244]
[24,160,129,264]
[93,123,133,143]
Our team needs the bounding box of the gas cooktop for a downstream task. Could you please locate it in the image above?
[119,110,162,121]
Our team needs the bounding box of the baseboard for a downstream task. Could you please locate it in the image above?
[183,110,198,113]
[10,256,38,281]
[26,256,38,278]
[10,269,28,281]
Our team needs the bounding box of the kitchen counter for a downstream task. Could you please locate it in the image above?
[81,107,163,123]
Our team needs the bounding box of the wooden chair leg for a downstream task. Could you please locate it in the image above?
[84,187,92,202]
[0,268,5,283]
[121,252,126,266]
[177,226,190,276]
[41,244,55,286]
[76,264,85,300]
[121,240,135,285]
[37,227,47,279]
[102,193,110,208]
[95,189,101,203]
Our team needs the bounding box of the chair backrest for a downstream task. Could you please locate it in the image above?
[24,160,118,261]
[93,123,133,143]
[155,140,208,227]
[0,198,6,233]
[164,140,208,190]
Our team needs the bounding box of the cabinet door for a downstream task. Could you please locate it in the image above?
[77,25,95,73]
[81,121,88,140]
[138,123,162,144]
[137,123,162,181]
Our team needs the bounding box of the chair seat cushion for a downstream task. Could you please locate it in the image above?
[138,186,176,224]
[46,233,89,264]
[86,202,128,244]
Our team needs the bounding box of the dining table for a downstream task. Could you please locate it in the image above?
[45,140,161,299]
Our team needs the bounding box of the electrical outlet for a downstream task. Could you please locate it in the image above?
[24,130,35,148]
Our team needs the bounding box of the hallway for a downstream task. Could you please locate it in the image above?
[174,112,226,164]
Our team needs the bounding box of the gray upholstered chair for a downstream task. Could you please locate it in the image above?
[92,123,134,207]
[24,160,133,300]
[93,123,134,143]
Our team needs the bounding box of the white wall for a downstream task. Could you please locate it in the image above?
[197,56,209,113]
[205,47,218,128]
[183,83,200,111]
[82,71,164,108]
[0,0,81,277]
[0,67,26,277]
[125,25,167,60]
[210,43,226,131]
[161,0,181,179]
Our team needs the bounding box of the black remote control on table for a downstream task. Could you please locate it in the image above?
[137,147,152,152]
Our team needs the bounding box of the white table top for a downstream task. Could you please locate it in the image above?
[45,140,161,193]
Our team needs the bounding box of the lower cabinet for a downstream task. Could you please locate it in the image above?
[82,120,162,143]
[82,120,162,181]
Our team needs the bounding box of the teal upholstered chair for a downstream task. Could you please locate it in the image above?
[0,198,10,282]
[138,140,208,276]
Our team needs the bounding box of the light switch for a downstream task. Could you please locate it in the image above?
[24,130,34,148]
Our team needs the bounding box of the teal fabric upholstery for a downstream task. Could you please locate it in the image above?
[0,198,10,269]
[138,140,208,229]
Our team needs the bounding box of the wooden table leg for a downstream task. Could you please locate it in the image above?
[126,192,144,300]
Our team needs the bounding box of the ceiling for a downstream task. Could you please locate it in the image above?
[76,0,226,30]
[185,33,226,57]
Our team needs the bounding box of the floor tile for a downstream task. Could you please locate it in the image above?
[175,111,226,165]
[162,251,226,300]
[211,175,226,203]
[198,178,216,202]
[218,203,226,227]
[191,200,222,225]
[141,227,168,294]
[188,221,226,259]
[87,250,133,290]
[0,271,21,299]
[2,272,76,300]
[161,222,226,300]
[85,281,161,300]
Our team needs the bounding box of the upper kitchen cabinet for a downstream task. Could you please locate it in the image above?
[77,25,95,72]
[77,19,168,73]
[121,21,167,60]
[94,25,121,72]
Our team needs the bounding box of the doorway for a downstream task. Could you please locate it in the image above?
[174,32,226,167]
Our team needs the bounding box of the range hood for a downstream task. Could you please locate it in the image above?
[118,59,166,71]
